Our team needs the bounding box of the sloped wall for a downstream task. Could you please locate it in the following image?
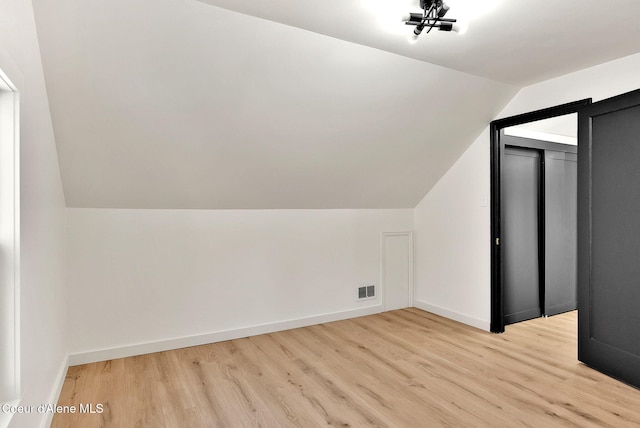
[32,0,516,210]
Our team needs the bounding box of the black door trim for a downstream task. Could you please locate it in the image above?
[490,99,592,333]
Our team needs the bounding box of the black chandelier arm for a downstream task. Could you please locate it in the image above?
[404,17,457,28]
[431,17,457,23]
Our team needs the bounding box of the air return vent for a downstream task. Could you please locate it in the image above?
[358,285,375,300]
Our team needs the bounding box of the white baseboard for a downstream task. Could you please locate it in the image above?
[413,300,490,331]
[40,355,69,428]
[69,305,383,366]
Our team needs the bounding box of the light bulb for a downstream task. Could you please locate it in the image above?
[437,4,450,17]
[408,33,419,44]
[452,22,468,34]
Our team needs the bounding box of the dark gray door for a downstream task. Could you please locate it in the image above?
[503,146,542,324]
[578,88,640,388]
[544,151,578,316]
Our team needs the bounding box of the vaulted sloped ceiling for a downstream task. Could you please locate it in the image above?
[33,0,517,209]
[34,0,640,209]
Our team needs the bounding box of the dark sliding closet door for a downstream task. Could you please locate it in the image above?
[544,151,577,316]
[503,146,542,324]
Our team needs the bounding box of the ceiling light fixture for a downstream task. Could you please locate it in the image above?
[402,0,462,43]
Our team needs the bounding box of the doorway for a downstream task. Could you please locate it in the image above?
[501,133,577,325]
[490,99,591,333]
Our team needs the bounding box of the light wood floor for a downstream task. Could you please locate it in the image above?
[52,309,640,427]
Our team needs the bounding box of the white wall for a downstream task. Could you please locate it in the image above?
[414,129,492,330]
[0,1,68,428]
[414,52,640,330]
[66,208,412,364]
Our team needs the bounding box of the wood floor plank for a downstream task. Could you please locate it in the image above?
[303,321,504,427]
[52,310,640,427]
[331,322,519,426]
[246,332,362,427]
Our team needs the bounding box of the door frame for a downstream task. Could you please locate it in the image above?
[490,99,591,333]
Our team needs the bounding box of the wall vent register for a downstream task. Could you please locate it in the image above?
[358,285,375,300]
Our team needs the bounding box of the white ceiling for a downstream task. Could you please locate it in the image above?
[31,0,640,209]
[195,0,640,85]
